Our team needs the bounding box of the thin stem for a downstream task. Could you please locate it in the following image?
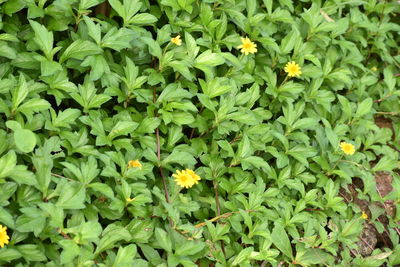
[213,179,225,255]
[153,87,172,226]
[375,111,400,115]
[329,154,344,174]
[170,185,182,203]
[213,180,221,217]
[339,160,370,171]
[194,209,258,228]
[280,74,290,87]
[156,124,171,206]
[51,173,74,181]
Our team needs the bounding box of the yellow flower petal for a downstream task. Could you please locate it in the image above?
[171,35,182,46]
[237,36,257,55]
[340,142,355,155]
[173,169,201,189]
[0,224,10,248]
[284,61,302,77]
[126,197,135,203]
[360,211,368,220]
[127,160,142,169]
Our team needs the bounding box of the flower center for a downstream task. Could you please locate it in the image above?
[289,66,298,72]
[243,43,252,49]
[180,175,189,182]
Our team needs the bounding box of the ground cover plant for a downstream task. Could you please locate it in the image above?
[0,0,399,266]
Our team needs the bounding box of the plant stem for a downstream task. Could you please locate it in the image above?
[329,154,344,174]
[153,87,172,226]
[194,209,258,228]
[213,179,225,255]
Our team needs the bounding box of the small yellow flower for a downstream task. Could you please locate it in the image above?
[172,169,201,189]
[371,66,378,72]
[237,37,257,55]
[360,211,368,220]
[0,225,10,248]
[186,169,201,185]
[127,160,142,169]
[126,197,135,203]
[340,142,355,155]
[171,35,182,46]
[284,61,302,77]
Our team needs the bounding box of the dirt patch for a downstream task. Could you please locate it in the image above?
[374,116,393,130]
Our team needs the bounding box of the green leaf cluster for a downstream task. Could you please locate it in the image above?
[0,0,399,266]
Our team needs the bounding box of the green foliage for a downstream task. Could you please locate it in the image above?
[0,0,399,266]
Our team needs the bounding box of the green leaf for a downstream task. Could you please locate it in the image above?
[17,99,51,118]
[280,28,299,54]
[79,0,103,10]
[11,75,29,111]
[29,20,53,58]
[14,129,37,153]
[142,37,162,58]
[271,224,293,259]
[0,248,22,262]
[199,78,232,98]
[95,225,132,255]
[154,228,172,252]
[163,150,196,166]
[51,108,81,129]
[16,212,46,236]
[59,239,80,264]
[0,207,15,228]
[101,28,133,51]
[88,183,115,198]
[232,247,254,266]
[195,50,224,66]
[372,157,398,172]
[175,241,205,256]
[0,43,16,59]
[60,40,102,63]
[17,244,46,262]
[56,181,86,209]
[109,0,141,26]
[129,13,158,25]
[355,98,373,118]
[108,121,138,140]
[113,244,137,267]
[83,16,101,44]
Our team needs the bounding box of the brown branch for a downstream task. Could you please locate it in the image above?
[57,228,71,239]
[359,235,375,252]
[229,135,241,144]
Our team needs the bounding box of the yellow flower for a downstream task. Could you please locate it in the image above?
[360,211,368,220]
[171,35,182,46]
[0,225,10,248]
[284,61,302,77]
[186,169,201,185]
[237,37,257,55]
[340,142,355,155]
[371,66,378,72]
[173,169,201,189]
[126,197,135,203]
[127,160,142,169]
